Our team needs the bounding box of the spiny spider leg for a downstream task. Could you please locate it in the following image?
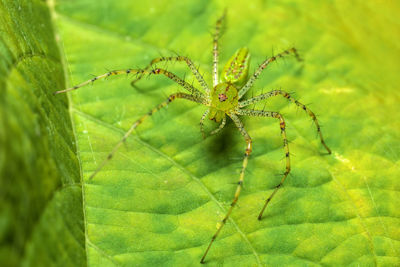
[88,92,203,181]
[131,56,210,97]
[212,10,226,87]
[200,112,253,264]
[54,11,332,264]
[239,90,331,154]
[54,68,205,100]
[238,47,302,99]
[199,110,227,138]
[54,69,144,94]
[210,116,226,136]
[200,109,210,139]
[236,109,290,220]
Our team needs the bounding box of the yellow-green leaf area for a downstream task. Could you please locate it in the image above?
[55,0,400,266]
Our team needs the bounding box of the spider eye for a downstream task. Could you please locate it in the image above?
[218,93,227,102]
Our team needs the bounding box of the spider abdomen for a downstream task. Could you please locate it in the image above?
[221,47,250,87]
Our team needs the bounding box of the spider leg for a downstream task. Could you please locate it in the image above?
[239,90,331,154]
[87,92,203,181]
[199,109,210,139]
[201,112,252,264]
[54,69,144,94]
[148,68,206,100]
[238,48,301,99]
[54,68,206,102]
[236,109,290,220]
[200,111,227,139]
[212,10,226,87]
[210,116,226,136]
[131,56,210,97]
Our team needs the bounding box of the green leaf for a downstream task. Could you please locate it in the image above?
[58,0,400,266]
[0,0,85,266]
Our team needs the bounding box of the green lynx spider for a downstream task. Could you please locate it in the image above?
[55,12,331,264]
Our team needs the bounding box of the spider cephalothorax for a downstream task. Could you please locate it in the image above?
[209,82,238,122]
[55,11,331,264]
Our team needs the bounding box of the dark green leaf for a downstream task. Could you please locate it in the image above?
[0,0,85,266]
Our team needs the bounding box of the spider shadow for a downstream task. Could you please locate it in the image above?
[204,119,241,165]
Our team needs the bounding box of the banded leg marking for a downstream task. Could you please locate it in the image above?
[239,90,331,154]
[149,68,205,100]
[54,68,205,102]
[200,113,252,264]
[238,47,301,99]
[87,92,201,181]
[131,56,210,97]
[236,109,290,220]
[54,69,144,94]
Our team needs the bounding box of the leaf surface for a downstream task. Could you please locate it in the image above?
[54,0,400,266]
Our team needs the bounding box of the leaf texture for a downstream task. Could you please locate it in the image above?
[15,0,399,266]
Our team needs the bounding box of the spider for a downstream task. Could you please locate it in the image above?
[55,11,331,264]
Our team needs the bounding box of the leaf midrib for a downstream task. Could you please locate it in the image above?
[72,108,262,266]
